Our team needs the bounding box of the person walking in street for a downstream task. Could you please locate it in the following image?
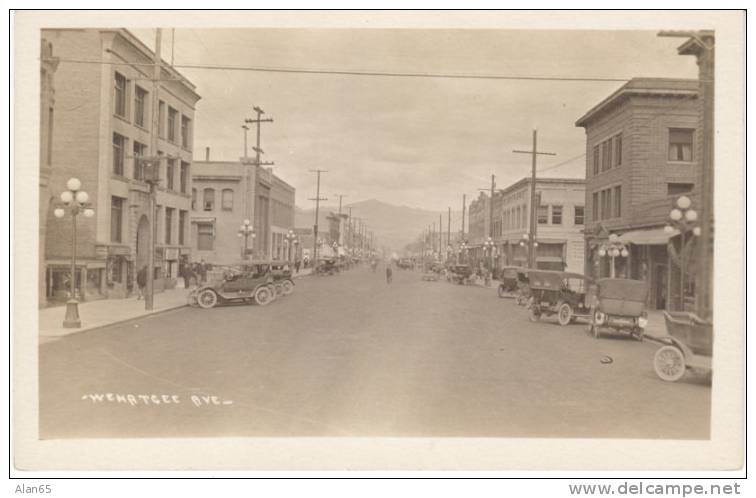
[295,258,301,274]
[199,259,208,284]
[136,265,147,300]
[385,265,393,284]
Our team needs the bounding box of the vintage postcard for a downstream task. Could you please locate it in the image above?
[12,10,745,471]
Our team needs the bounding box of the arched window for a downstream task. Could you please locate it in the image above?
[222,189,233,211]
[203,188,215,211]
[191,188,197,210]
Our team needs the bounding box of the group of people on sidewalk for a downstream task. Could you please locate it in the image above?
[134,259,213,299]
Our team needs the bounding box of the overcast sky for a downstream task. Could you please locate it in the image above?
[131,28,698,211]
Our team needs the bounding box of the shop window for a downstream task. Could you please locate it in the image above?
[197,223,214,250]
[668,128,694,162]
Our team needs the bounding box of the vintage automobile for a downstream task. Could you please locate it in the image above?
[421,263,440,281]
[447,264,473,285]
[588,278,648,340]
[189,262,276,309]
[527,270,595,325]
[497,266,522,298]
[653,311,712,382]
[269,262,296,296]
[397,258,414,270]
[315,258,339,276]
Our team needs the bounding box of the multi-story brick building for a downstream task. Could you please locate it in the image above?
[576,78,700,310]
[190,157,295,264]
[39,38,58,307]
[41,28,201,303]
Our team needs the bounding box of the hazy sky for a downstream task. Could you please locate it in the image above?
[131,28,698,211]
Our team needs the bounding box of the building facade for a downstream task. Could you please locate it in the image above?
[39,38,59,307]
[576,78,701,310]
[190,158,295,264]
[41,29,201,304]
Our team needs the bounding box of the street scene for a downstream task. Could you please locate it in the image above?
[36,25,717,441]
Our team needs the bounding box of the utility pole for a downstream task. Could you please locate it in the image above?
[309,169,328,265]
[144,28,162,311]
[447,207,451,258]
[245,107,274,257]
[438,214,443,258]
[347,207,353,251]
[514,130,556,268]
[242,124,249,158]
[461,194,466,242]
[658,30,714,320]
[477,174,497,239]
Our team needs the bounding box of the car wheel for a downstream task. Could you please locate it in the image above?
[274,282,285,297]
[254,286,273,306]
[528,306,540,322]
[654,345,686,382]
[282,279,294,295]
[196,289,218,309]
[557,302,572,326]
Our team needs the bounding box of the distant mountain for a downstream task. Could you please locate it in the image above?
[295,199,462,252]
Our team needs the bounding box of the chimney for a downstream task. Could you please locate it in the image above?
[205,147,210,161]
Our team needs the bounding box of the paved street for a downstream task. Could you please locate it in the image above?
[40,265,710,439]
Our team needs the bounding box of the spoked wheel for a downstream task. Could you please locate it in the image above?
[196,289,218,309]
[274,282,285,297]
[528,305,540,322]
[557,302,573,326]
[654,345,686,382]
[281,279,295,295]
[498,285,506,298]
[254,285,273,306]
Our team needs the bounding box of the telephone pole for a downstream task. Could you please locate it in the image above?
[245,107,274,257]
[242,124,250,158]
[447,207,451,258]
[461,194,466,243]
[514,130,556,268]
[309,169,328,264]
[477,175,497,239]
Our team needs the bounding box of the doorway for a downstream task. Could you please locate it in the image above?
[654,263,667,310]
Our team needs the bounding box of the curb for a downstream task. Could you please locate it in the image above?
[39,302,189,341]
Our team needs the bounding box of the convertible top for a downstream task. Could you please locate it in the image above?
[596,278,648,302]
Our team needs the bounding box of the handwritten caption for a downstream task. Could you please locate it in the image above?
[81,393,233,407]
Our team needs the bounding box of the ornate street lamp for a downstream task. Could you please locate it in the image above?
[284,229,298,262]
[597,232,629,278]
[53,177,95,328]
[664,195,700,310]
[519,233,538,268]
[237,219,255,260]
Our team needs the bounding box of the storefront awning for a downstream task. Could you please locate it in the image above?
[620,227,678,245]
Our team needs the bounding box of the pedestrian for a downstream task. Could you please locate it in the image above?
[385,265,393,284]
[136,265,147,300]
[199,259,208,283]
[295,259,301,274]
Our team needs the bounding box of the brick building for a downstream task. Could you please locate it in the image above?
[190,157,295,265]
[41,28,201,303]
[576,78,701,310]
[39,38,59,307]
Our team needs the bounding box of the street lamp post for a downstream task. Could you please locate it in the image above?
[53,177,95,328]
[597,233,629,278]
[459,241,469,264]
[664,195,700,311]
[237,219,255,260]
[519,233,538,268]
[483,236,495,285]
[284,229,298,262]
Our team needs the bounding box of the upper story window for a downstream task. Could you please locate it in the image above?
[114,72,127,118]
[181,116,191,149]
[133,141,147,180]
[111,196,124,243]
[134,86,147,128]
[222,189,234,211]
[191,188,197,210]
[592,133,622,176]
[158,101,166,138]
[592,192,599,222]
[166,159,176,190]
[167,107,178,142]
[203,188,215,211]
[537,205,549,224]
[614,134,622,166]
[574,206,585,225]
[112,133,126,176]
[551,205,563,225]
[180,162,189,193]
[668,128,694,162]
[592,146,600,176]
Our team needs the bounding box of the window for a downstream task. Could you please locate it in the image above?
[114,72,127,117]
[112,133,126,176]
[592,192,599,221]
[191,188,197,210]
[605,188,613,219]
[668,128,694,161]
[203,188,215,211]
[574,206,584,225]
[667,182,694,196]
[197,223,214,250]
[180,162,189,193]
[111,197,123,242]
[133,142,147,180]
[158,101,166,137]
[613,186,622,218]
[168,107,178,142]
[592,145,600,176]
[165,208,174,244]
[551,205,563,225]
[537,205,549,224]
[134,86,147,127]
[614,134,622,167]
[47,107,54,166]
[179,210,187,245]
[521,204,527,228]
[166,159,175,190]
[181,116,191,149]
[222,189,234,211]
[599,190,606,220]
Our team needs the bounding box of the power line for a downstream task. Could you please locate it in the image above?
[42,57,631,83]
[537,152,586,173]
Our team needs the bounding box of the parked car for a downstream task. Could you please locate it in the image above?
[653,311,713,382]
[448,264,473,285]
[497,266,522,298]
[397,258,414,270]
[270,262,295,296]
[588,278,648,340]
[189,262,275,309]
[527,270,595,326]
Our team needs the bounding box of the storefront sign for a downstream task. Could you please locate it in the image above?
[165,248,179,261]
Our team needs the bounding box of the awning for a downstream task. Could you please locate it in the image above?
[191,217,216,224]
[620,227,678,245]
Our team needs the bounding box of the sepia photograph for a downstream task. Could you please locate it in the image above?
[11,9,745,473]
